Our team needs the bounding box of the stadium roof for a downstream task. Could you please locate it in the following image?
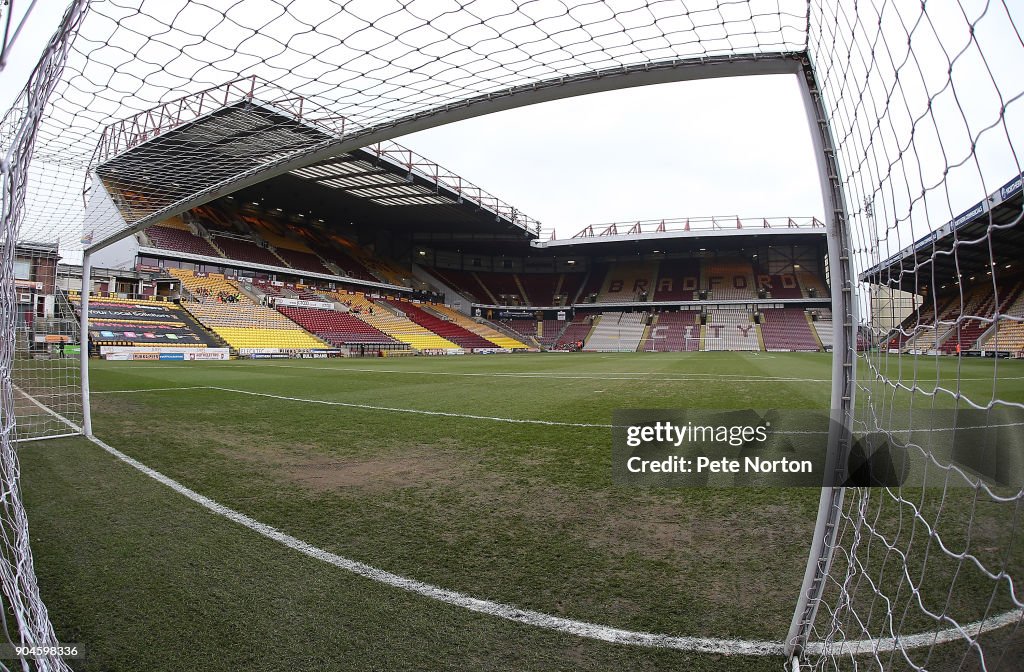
[91,80,540,249]
[228,145,540,238]
[860,174,1024,293]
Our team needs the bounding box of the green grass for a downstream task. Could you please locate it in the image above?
[18,352,1024,671]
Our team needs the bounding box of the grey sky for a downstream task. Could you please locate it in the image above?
[2,0,1020,252]
[397,73,824,239]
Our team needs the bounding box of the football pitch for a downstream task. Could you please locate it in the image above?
[20,353,1024,671]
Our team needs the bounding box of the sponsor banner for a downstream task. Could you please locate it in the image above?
[249,353,289,359]
[913,230,939,250]
[239,348,282,354]
[104,352,131,361]
[498,310,533,318]
[472,348,512,354]
[15,279,43,290]
[100,346,230,361]
[1000,173,1023,201]
[272,297,335,310]
[187,351,230,360]
[952,201,987,229]
[35,334,71,343]
[557,311,567,321]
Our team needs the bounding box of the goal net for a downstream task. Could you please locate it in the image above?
[800,2,1024,669]
[0,0,1021,669]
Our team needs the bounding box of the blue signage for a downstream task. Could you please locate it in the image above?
[952,201,986,230]
[1000,174,1023,201]
[158,353,185,360]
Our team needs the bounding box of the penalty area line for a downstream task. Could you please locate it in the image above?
[12,385,1022,657]
[92,386,613,428]
[91,386,211,395]
[207,386,613,428]
[263,364,831,383]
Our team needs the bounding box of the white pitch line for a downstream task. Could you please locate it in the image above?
[13,386,1022,657]
[813,608,1024,655]
[85,431,782,656]
[262,364,832,384]
[206,386,613,428]
[91,386,210,395]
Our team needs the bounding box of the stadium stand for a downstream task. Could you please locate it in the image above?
[641,311,701,351]
[387,300,497,349]
[939,281,1022,353]
[330,292,462,351]
[703,259,756,301]
[169,269,327,350]
[208,233,282,267]
[583,311,648,352]
[70,295,219,349]
[796,271,830,298]
[810,309,832,349]
[554,314,594,349]
[902,289,988,353]
[978,283,1024,354]
[143,219,221,257]
[190,204,236,232]
[428,304,529,349]
[757,273,803,299]
[577,264,608,303]
[318,235,379,282]
[272,247,333,275]
[427,268,492,304]
[500,318,538,341]
[886,298,951,351]
[759,308,821,351]
[556,272,588,305]
[704,308,760,351]
[536,319,567,347]
[981,321,1024,355]
[362,311,461,351]
[517,273,560,306]
[653,259,700,301]
[473,272,523,305]
[359,255,409,286]
[597,262,658,303]
[276,306,400,348]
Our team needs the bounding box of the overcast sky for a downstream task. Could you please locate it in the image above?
[2,0,1019,251]
[396,73,823,238]
[2,1,822,242]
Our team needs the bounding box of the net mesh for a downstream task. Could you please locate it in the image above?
[0,0,1022,669]
[1,0,87,668]
[808,0,1024,669]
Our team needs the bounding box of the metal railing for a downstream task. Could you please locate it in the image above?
[569,216,824,239]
